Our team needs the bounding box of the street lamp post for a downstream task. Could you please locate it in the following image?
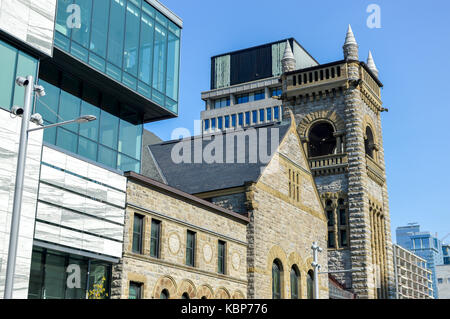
[3,76,96,299]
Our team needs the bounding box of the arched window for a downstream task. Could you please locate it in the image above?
[365,126,375,158]
[181,292,190,299]
[307,270,314,299]
[308,122,337,157]
[290,265,300,299]
[272,259,283,299]
[160,289,169,299]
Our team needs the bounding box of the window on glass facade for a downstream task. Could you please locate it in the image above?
[0,39,39,112]
[186,230,196,267]
[272,259,283,299]
[28,247,111,299]
[290,266,300,299]
[132,214,144,254]
[218,240,226,274]
[35,73,143,173]
[150,219,161,258]
[129,282,142,299]
[54,0,181,113]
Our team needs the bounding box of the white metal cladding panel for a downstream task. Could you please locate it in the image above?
[0,109,43,298]
[0,0,56,56]
[37,147,126,258]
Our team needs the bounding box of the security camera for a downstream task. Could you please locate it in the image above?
[11,106,24,116]
[30,113,44,126]
[15,77,29,87]
[34,85,46,97]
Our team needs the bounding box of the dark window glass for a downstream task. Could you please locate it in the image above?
[160,289,169,299]
[245,112,250,125]
[218,241,226,274]
[132,214,144,254]
[225,116,230,128]
[232,114,236,127]
[252,110,257,124]
[339,209,347,225]
[259,109,265,122]
[150,220,161,258]
[211,118,216,129]
[254,90,265,101]
[290,266,300,299]
[340,230,348,247]
[72,0,92,48]
[236,94,249,104]
[267,108,272,121]
[307,271,314,299]
[274,106,280,120]
[186,231,196,267]
[129,282,142,299]
[238,113,243,126]
[327,211,334,226]
[204,119,210,130]
[328,231,336,248]
[181,293,190,299]
[218,117,223,129]
[272,260,282,299]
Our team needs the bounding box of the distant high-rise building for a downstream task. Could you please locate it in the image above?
[436,264,450,299]
[396,225,444,299]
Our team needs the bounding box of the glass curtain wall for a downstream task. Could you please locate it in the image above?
[28,247,111,299]
[54,0,181,114]
[35,77,143,173]
[0,39,39,112]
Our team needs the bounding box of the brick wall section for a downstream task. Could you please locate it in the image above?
[112,179,248,299]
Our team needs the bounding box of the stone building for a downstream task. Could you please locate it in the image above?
[280,25,395,298]
[111,172,248,299]
[143,114,329,299]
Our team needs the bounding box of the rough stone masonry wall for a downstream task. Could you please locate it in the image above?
[111,181,248,299]
[247,128,329,299]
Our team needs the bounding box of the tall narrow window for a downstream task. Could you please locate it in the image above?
[132,214,144,254]
[186,231,196,267]
[160,289,169,299]
[218,241,226,274]
[328,231,336,248]
[272,259,283,299]
[290,266,300,299]
[307,270,314,299]
[150,219,161,258]
[129,282,142,299]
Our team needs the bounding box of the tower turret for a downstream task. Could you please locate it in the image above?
[367,51,379,78]
[282,40,296,73]
[343,25,359,61]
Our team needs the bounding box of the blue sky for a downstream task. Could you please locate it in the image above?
[146,0,450,243]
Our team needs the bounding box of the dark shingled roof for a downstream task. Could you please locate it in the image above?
[148,122,291,194]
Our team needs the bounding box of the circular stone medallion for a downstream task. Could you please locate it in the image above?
[168,233,180,255]
[203,244,213,263]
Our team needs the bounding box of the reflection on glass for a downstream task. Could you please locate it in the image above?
[99,110,119,149]
[57,128,78,154]
[90,0,110,58]
[72,0,93,48]
[124,2,140,77]
[107,0,126,67]
[152,23,167,93]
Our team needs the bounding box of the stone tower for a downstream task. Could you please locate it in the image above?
[280,25,394,299]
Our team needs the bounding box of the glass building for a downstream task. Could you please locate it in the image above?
[54,0,181,114]
[0,0,181,299]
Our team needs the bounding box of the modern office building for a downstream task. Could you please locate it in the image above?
[392,244,433,299]
[443,244,450,265]
[436,264,450,299]
[396,224,444,298]
[201,39,317,133]
[0,0,182,299]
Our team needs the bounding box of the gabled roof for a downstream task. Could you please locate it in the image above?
[148,122,291,194]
